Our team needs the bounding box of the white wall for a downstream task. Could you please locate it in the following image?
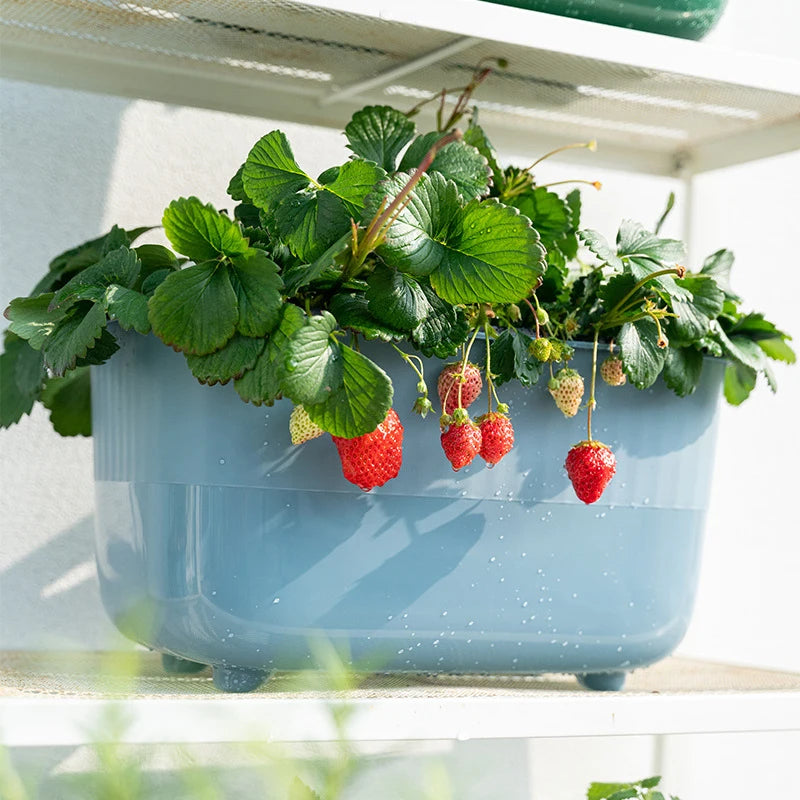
[1,0,798,795]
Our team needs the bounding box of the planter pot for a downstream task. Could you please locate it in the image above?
[93,330,723,691]
[480,0,727,41]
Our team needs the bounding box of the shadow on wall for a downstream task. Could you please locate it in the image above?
[0,78,128,301]
[0,514,127,650]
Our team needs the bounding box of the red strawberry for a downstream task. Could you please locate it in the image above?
[332,409,403,492]
[565,441,616,504]
[476,412,514,466]
[600,355,627,387]
[437,362,482,415]
[441,416,482,471]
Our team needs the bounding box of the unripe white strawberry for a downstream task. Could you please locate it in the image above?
[600,355,627,387]
[289,405,324,445]
[548,368,584,417]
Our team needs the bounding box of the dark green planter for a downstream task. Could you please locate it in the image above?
[482,0,727,40]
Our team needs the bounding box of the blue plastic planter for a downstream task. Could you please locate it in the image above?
[93,330,723,691]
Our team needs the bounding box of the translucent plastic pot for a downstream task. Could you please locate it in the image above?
[93,330,723,691]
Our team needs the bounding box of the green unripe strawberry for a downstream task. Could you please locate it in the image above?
[530,337,552,362]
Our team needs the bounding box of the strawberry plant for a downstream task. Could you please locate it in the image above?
[1,66,794,501]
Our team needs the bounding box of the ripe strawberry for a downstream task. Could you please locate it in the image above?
[289,405,324,445]
[437,362,482,415]
[440,415,482,471]
[332,408,403,492]
[548,367,584,417]
[600,355,627,387]
[476,412,514,466]
[565,441,616,504]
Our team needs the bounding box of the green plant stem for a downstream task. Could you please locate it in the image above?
[484,321,493,415]
[587,326,600,442]
[344,129,463,282]
[391,344,425,382]
[523,140,596,174]
[602,267,684,322]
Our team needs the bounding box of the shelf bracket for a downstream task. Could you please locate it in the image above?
[320,36,481,106]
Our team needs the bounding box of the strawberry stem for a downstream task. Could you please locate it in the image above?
[587,327,600,442]
[522,140,597,174]
[458,325,482,410]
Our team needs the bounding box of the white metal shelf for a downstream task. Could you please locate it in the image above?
[2,652,799,746]
[1,0,799,175]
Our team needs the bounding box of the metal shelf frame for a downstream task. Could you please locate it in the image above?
[1,0,799,176]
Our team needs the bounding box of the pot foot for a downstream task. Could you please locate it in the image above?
[576,671,627,691]
[212,665,270,693]
[161,653,208,674]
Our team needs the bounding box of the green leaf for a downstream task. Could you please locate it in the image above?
[134,244,179,284]
[275,189,350,261]
[289,776,321,800]
[101,225,131,255]
[242,131,311,211]
[490,327,542,387]
[229,250,283,337]
[50,246,142,309]
[599,273,637,311]
[400,132,490,199]
[281,311,341,406]
[588,783,637,800]
[345,105,416,172]
[607,790,638,800]
[366,265,432,330]
[628,256,689,300]
[104,285,151,334]
[619,317,667,389]
[75,327,120,367]
[510,187,571,243]
[464,122,503,190]
[663,346,704,397]
[411,283,469,359]
[40,367,92,436]
[758,336,796,364]
[430,199,546,305]
[322,159,387,216]
[715,326,767,371]
[724,361,757,405]
[148,261,238,355]
[671,275,724,342]
[329,293,406,341]
[0,337,43,427]
[141,269,172,297]
[617,219,685,263]
[304,345,393,438]
[640,777,662,789]
[234,304,305,405]
[13,336,46,397]
[4,294,65,349]
[42,302,107,376]
[227,163,249,202]
[700,248,735,293]
[185,333,265,386]
[162,197,250,262]
[364,172,458,277]
[282,232,351,294]
[580,229,624,271]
